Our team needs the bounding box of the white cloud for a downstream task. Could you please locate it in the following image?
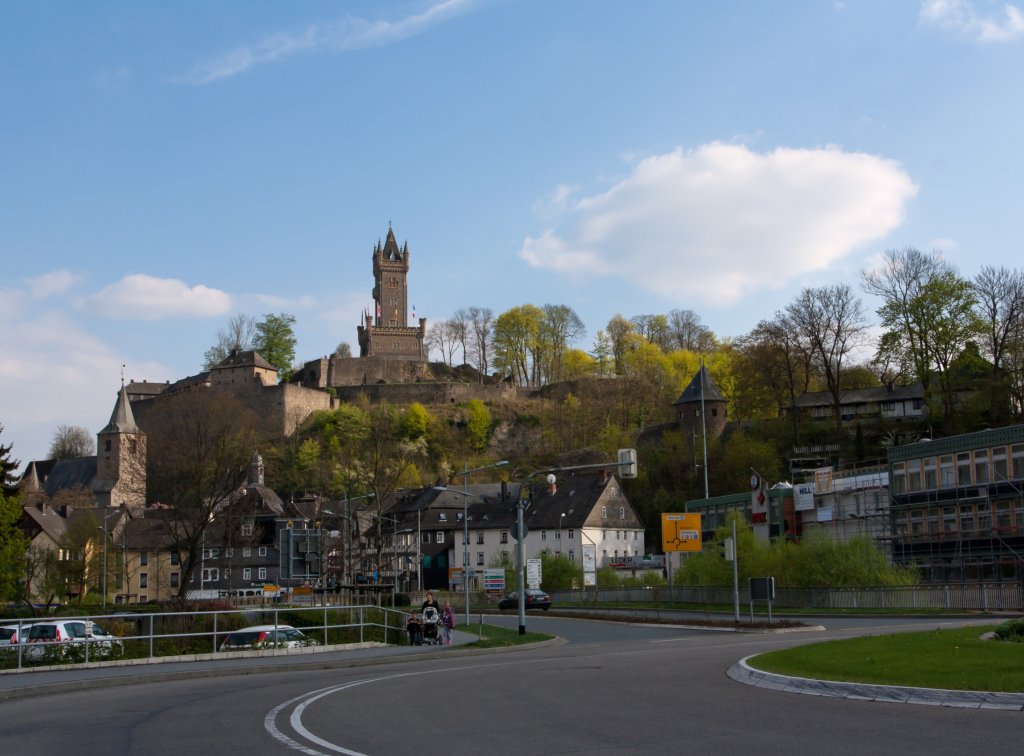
[85,274,232,320]
[181,0,478,84]
[921,0,1024,42]
[0,308,168,467]
[519,142,918,306]
[27,269,81,299]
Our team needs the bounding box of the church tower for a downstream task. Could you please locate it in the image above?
[94,383,147,509]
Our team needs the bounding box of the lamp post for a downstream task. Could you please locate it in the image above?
[97,510,119,609]
[515,456,637,635]
[460,461,508,627]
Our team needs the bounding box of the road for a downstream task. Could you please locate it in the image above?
[0,614,1018,755]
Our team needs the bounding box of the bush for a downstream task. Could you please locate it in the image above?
[994,618,1024,642]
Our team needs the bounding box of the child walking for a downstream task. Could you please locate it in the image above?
[441,600,456,645]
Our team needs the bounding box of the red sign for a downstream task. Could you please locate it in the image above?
[751,512,767,524]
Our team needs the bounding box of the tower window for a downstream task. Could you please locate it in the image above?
[105,439,112,452]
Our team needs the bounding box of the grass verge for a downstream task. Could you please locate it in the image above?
[466,623,553,649]
[750,623,1024,692]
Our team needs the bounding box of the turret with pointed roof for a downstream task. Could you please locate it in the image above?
[673,364,728,442]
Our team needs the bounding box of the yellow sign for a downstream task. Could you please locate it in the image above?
[262,584,279,593]
[293,585,313,595]
[661,513,702,552]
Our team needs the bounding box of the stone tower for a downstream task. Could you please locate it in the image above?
[673,365,728,444]
[357,225,427,359]
[94,383,147,509]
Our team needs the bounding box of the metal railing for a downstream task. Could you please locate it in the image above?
[0,603,407,671]
[551,583,1024,612]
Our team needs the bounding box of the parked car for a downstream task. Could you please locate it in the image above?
[498,589,552,611]
[1,624,31,650]
[219,625,316,651]
[23,620,121,662]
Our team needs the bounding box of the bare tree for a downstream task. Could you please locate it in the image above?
[141,391,259,599]
[667,309,717,352]
[48,425,95,459]
[786,284,869,432]
[537,304,586,384]
[973,265,1024,371]
[605,314,635,375]
[203,313,258,369]
[333,342,353,358]
[630,314,670,350]
[450,308,471,365]
[468,306,494,381]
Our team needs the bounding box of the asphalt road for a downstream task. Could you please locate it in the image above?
[0,614,1018,755]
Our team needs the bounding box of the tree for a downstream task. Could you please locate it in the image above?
[450,308,471,365]
[591,330,613,377]
[0,423,20,496]
[667,309,717,353]
[605,314,635,375]
[630,314,670,350]
[334,342,353,358]
[253,313,298,382]
[785,284,869,432]
[203,313,257,370]
[973,266,1024,420]
[468,306,495,380]
[537,304,585,384]
[862,248,982,424]
[142,391,259,599]
[465,399,492,452]
[48,425,95,459]
[0,484,27,603]
[492,305,543,386]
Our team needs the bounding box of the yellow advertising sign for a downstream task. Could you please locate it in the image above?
[661,513,702,552]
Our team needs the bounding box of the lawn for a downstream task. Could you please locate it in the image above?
[467,623,553,649]
[750,624,1024,692]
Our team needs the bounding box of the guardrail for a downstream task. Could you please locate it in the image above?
[552,583,1024,612]
[0,604,407,671]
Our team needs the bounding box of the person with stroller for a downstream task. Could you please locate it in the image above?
[406,612,423,646]
[421,592,440,613]
[441,600,457,645]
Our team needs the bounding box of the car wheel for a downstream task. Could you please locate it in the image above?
[542,606,550,611]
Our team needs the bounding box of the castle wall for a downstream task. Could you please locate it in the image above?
[333,381,517,406]
[327,356,433,386]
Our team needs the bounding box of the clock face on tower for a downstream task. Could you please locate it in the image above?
[750,473,760,490]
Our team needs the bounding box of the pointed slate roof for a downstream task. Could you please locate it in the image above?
[212,349,276,371]
[673,365,725,406]
[381,227,404,260]
[99,384,139,435]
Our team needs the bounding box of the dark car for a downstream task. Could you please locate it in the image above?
[498,589,552,611]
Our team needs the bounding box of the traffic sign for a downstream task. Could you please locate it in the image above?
[661,513,702,552]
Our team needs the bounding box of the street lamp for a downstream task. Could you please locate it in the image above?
[514,456,637,635]
[461,460,508,626]
[97,510,119,609]
[435,460,509,626]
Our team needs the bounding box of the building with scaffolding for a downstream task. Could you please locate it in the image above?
[888,425,1024,582]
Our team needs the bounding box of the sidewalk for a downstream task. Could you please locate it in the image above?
[0,629,478,702]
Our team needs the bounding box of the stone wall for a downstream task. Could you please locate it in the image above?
[333,381,516,406]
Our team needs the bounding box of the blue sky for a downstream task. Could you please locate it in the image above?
[3,0,1023,467]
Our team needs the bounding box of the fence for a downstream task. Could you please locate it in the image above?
[552,583,1024,612]
[0,603,407,672]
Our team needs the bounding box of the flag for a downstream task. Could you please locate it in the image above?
[412,304,416,319]
[376,302,381,318]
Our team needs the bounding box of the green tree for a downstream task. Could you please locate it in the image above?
[539,550,581,592]
[254,312,298,382]
[0,485,27,603]
[492,305,544,386]
[0,423,20,496]
[401,403,431,440]
[465,400,492,452]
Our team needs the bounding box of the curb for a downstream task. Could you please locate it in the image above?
[728,655,1024,711]
[0,635,565,703]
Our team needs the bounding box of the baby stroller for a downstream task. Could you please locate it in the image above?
[421,606,442,645]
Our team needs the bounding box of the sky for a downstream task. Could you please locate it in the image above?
[2,0,1023,468]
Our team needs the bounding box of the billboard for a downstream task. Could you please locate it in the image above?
[794,482,816,511]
